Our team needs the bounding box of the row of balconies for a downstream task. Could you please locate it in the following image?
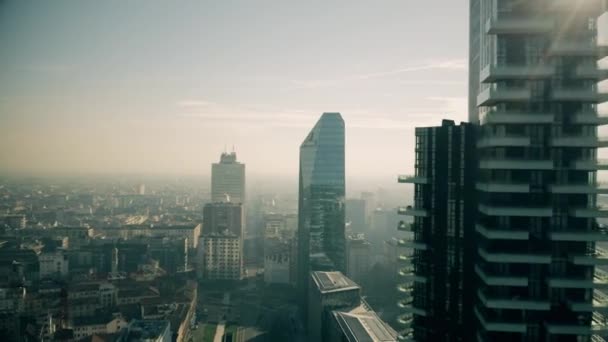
[478,204,608,218]
[476,306,608,335]
[476,182,608,194]
[477,222,608,242]
[477,134,608,148]
[477,87,608,107]
[477,288,608,313]
[477,264,608,290]
[480,111,608,126]
[480,64,608,84]
[479,158,608,170]
[477,246,608,266]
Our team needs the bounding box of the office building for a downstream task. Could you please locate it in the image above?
[346,234,371,284]
[297,112,346,309]
[308,271,361,342]
[329,307,398,342]
[346,199,367,233]
[211,151,245,204]
[469,1,608,341]
[397,120,477,341]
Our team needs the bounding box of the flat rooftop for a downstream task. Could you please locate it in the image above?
[311,271,359,294]
[333,310,398,342]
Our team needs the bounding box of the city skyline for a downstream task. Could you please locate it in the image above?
[0,0,469,179]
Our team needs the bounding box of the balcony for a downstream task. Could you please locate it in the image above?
[573,159,608,170]
[570,207,608,218]
[549,0,608,14]
[474,307,526,333]
[397,313,413,326]
[475,223,529,240]
[570,246,608,266]
[550,183,608,195]
[478,290,550,311]
[552,136,608,148]
[398,206,428,217]
[398,175,428,184]
[477,87,531,107]
[485,16,553,35]
[553,88,608,103]
[479,159,553,170]
[475,265,528,287]
[397,284,413,294]
[477,135,531,148]
[397,302,427,317]
[398,240,428,250]
[568,290,608,313]
[476,182,530,193]
[576,65,608,81]
[548,41,608,58]
[479,204,552,217]
[480,64,554,83]
[399,270,426,283]
[546,312,608,335]
[479,248,552,264]
[480,111,553,125]
[549,227,608,242]
[571,112,608,126]
[549,269,608,289]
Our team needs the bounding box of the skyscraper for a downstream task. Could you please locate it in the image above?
[211,151,245,204]
[469,1,608,341]
[297,112,346,310]
[397,120,477,342]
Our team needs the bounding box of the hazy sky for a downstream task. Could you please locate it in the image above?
[0,1,469,181]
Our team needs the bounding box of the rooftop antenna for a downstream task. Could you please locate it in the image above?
[223,144,227,154]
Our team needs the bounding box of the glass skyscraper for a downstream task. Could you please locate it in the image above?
[297,112,346,310]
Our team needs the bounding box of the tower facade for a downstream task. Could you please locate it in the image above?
[469,1,608,341]
[211,152,245,204]
[397,120,477,341]
[297,112,346,310]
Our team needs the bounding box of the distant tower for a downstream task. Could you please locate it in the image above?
[211,151,246,204]
[138,183,145,195]
[297,112,346,312]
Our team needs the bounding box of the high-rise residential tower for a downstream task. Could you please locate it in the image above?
[397,120,477,342]
[469,1,608,341]
[211,151,245,204]
[297,112,346,311]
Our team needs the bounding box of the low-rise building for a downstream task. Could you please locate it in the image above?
[329,304,398,342]
[39,249,69,279]
[123,319,171,342]
[71,314,127,340]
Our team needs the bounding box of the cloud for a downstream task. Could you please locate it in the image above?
[291,59,467,89]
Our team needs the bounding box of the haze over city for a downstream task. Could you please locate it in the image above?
[3,1,608,342]
[0,1,469,180]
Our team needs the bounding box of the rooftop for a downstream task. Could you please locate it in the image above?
[125,320,170,341]
[311,271,360,294]
[333,309,398,342]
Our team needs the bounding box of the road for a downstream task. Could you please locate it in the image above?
[213,322,226,342]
